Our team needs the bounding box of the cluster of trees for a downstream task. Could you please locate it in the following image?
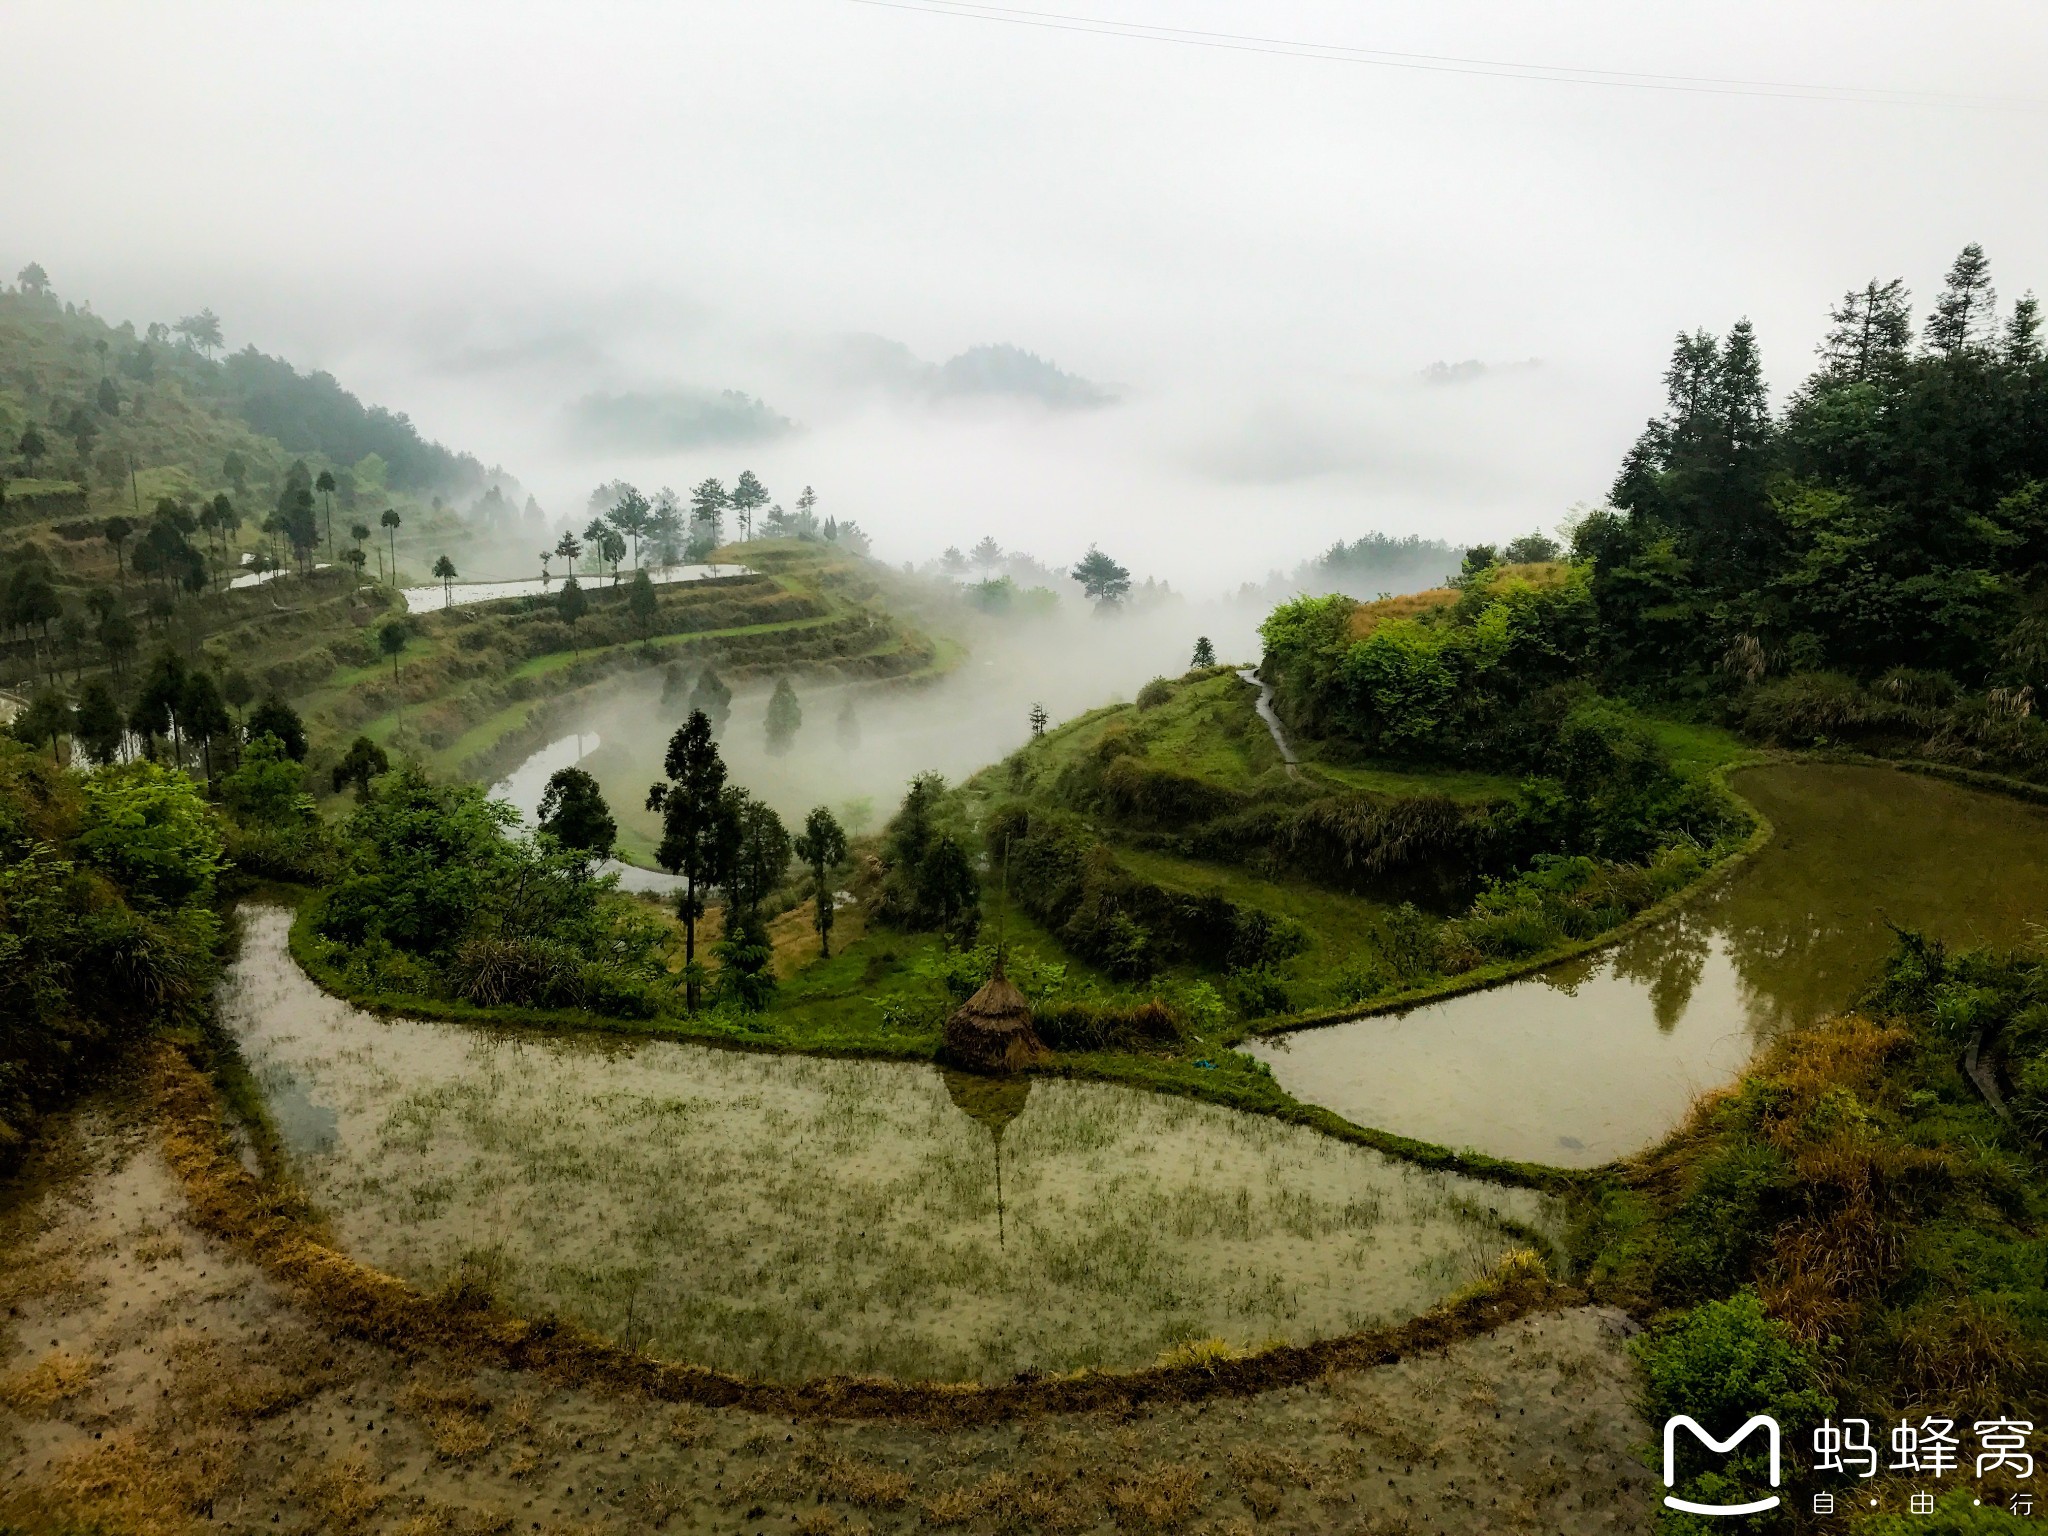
[555,477,869,587]
[8,639,310,792]
[933,539,1161,616]
[5,267,497,506]
[1259,571,1738,886]
[314,764,670,1016]
[1260,244,2048,786]
[1581,243,2048,693]
[645,710,848,1011]
[872,771,981,941]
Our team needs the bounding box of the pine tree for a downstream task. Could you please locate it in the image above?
[689,478,728,551]
[2005,293,2043,367]
[765,676,802,756]
[1029,703,1049,737]
[646,710,731,1013]
[431,554,457,605]
[729,471,769,541]
[1925,242,1997,357]
[74,679,126,765]
[689,665,732,734]
[1191,636,1216,667]
[556,576,587,648]
[793,806,849,958]
[1817,278,1913,382]
[627,567,658,641]
[1070,546,1132,607]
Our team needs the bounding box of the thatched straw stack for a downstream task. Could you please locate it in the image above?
[943,972,1049,1074]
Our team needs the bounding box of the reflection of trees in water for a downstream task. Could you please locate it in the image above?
[1533,909,1712,1032]
[1608,907,1713,1032]
[1712,899,1873,1036]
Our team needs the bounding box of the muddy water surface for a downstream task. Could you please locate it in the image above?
[1247,764,2048,1167]
[226,906,1554,1384]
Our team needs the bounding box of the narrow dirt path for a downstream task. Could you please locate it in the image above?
[1237,667,1300,778]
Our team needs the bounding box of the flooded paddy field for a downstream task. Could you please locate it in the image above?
[224,907,1556,1384]
[1249,763,2048,1166]
[0,1104,1651,1535]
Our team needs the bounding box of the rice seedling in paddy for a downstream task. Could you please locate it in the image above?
[224,904,1558,1383]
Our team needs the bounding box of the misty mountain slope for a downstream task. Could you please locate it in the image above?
[821,333,1113,407]
[0,283,502,519]
[565,386,795,450]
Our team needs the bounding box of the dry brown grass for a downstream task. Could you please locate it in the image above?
[401,1373,498,1458]
[1103,1461,1205,1531]
[1895,1294,2039,1411]
[134,1230,185,1264]
[745,1445,915,1509]
[922,1465,1096,1532]
[38,1424,242,1536]
[166,1325,328,1422]
[298,1452,387,1531]
[1153,1336,1243,1371]
[1227,1446,1314,1521]
[390,1505,515,1536]
[1346,588,1458,640]
[0,1346,102,1413]
[0,1246,87,1312]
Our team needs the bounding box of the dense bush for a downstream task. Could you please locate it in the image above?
[986,803,1305,983]
[1259,569,1596,755]
[873,771,981,939]
[312,763,667,1013]
[0,744,222,1169]
[1453,847,1706,962]
[1632,1292,1832,1530]
[1134,676,1174,710]
[1096,755,1245,828]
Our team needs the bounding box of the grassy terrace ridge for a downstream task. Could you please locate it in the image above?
[954,664,1759,1026]
[1256,751,1773,1035]
[284,540,951,795]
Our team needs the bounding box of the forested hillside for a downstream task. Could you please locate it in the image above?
[1264,243,2048,784]
[0,264,509,518]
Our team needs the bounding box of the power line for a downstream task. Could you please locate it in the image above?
[847,0,2043,110]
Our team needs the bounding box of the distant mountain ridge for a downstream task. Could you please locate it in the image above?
[824,334,1114,408]
[566,387,795,451]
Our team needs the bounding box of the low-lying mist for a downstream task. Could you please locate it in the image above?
[495,595,1265,852]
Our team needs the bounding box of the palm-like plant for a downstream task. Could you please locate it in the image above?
[315,469,337,559]
[379,507,401,581]
[432,554,458,606]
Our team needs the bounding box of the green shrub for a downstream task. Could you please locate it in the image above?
[1223,965,1290,1019]
[1135,676,1173,710]
[2011,1053,2048,1139]
[1036,997,1184,1052]
[1097,756,1242,827]
[1661,1141,1794,1300]
[1633,1292,1832,1521]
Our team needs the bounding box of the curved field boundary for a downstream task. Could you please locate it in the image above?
[279,891,1587,1192]
[150,1037,1575,1425]
[1255,753,1780,1039]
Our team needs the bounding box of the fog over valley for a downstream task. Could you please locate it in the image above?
[9,1,2043,592]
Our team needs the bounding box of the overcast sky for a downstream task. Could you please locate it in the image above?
[6,1,2045,590]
